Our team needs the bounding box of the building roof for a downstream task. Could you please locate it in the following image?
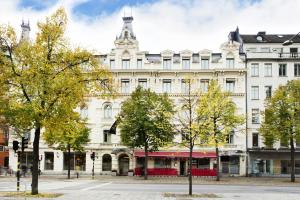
[240,34,300,44]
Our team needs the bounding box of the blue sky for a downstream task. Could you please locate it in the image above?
[2,0,299,53]
[18,0,261,17]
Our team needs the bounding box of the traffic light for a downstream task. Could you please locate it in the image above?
[21,137,29,152]
[90,152,95,161]
[13,141,19,153]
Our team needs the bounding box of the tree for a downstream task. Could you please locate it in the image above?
[119,86,175,180]
[0,9,111,194]
[260,80,300,182]
[197,80,244,181]
[175,78,209,195]
[43,109,90,179]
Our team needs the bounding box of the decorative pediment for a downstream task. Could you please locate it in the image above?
[180,49,193,57]
[199,49,212,55]
[161,49,174,57]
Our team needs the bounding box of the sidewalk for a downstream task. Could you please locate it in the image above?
[1,175,300,186]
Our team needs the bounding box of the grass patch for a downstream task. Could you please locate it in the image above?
[0,192,63,198]
[164,193,221,198]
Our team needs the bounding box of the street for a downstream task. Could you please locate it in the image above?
[0,177,300,200]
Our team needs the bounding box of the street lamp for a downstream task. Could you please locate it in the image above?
[282,32,300,46]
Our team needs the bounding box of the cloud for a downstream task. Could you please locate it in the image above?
[1,0,300,54]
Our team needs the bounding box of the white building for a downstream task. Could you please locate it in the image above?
[10,16,248,176]
[229,28,300,176]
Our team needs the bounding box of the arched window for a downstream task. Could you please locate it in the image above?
[102,154,112,171]
[104,104,112,119]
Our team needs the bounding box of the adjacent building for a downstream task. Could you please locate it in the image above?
[230,28,300,176]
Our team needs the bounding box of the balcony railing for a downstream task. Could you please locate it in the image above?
[278,53,300,59]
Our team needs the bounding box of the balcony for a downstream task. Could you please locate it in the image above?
[278,53,300,59]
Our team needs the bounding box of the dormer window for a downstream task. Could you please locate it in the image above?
[122,59,130,69]
[226,58,234,68]
[163,58,172,70]
[182,59,190,70]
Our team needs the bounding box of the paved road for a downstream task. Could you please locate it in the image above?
[0,179,300,199]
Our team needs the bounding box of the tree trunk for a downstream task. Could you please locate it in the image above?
[31,126,41,195]
[216,146,220,181]
[144,143,148,180]
[188,143,193,195]
[290,137,295,182]
[67,144,71,179]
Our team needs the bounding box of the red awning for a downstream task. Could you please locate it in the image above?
[134,151,216,158]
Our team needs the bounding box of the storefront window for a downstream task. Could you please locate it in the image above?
[63,152,86,171]
[154,158,171,168]
[44,152,54,170]
[20,152,33,172]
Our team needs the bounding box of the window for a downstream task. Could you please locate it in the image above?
[252,109,260,124]
[63,152,86,171]
[102,154,112,171]
[251,86,259,100]
[0,145,4,152]
[44,152,54,170]
[265,86,272,98]
[251,63,259,77]
[154,158,171,168]
[264,63,272,77]
[200,79,209,92]
[182,59,190,69]
[138,79,147,89]
[196,158,210,169]
[162,79,171,93]
[181,79,190,94]
[227,131,234,144]
[252,133,259,147]
[226,58,234,68]
[163,58,172,69]
[137,59,143,69]
[80,105,88,119]
[226,79,235,93]
[121,79,130,93]
[201,59,209,69]
[290,48,298,58]
[294,64,300,76]
[109,60,115,69]
[279,64,287,77]
[103,130,111,143]
[122,59,130,69]
[261,47,270,53]
[104,104,112,119]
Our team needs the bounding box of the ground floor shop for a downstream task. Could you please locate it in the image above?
[249,150,300,176]
[8,148,246,176]
[133,151,246,176]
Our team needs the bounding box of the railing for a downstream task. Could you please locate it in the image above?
[190,168,217,176]
[278,53,300,59]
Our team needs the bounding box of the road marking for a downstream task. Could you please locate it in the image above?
[81,182,112,191]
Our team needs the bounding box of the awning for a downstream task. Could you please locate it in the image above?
[134,151,216,158]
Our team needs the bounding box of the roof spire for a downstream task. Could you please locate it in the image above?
[20,19,31,41]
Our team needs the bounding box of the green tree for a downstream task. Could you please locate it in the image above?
[197,80,244,181]
[43,109,90,179]
[0,9,111,194]
[175,78,209,195]
[260,80,300,182]
[119,86,175,180]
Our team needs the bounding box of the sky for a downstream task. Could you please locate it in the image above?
[0,0,300,53]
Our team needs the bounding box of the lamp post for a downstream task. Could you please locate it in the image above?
[282,32,300,46]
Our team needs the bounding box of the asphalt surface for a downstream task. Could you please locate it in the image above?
[0,178,300,199]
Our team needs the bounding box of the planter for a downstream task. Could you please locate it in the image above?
[128,171,134,176]
[111,170,117,176]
